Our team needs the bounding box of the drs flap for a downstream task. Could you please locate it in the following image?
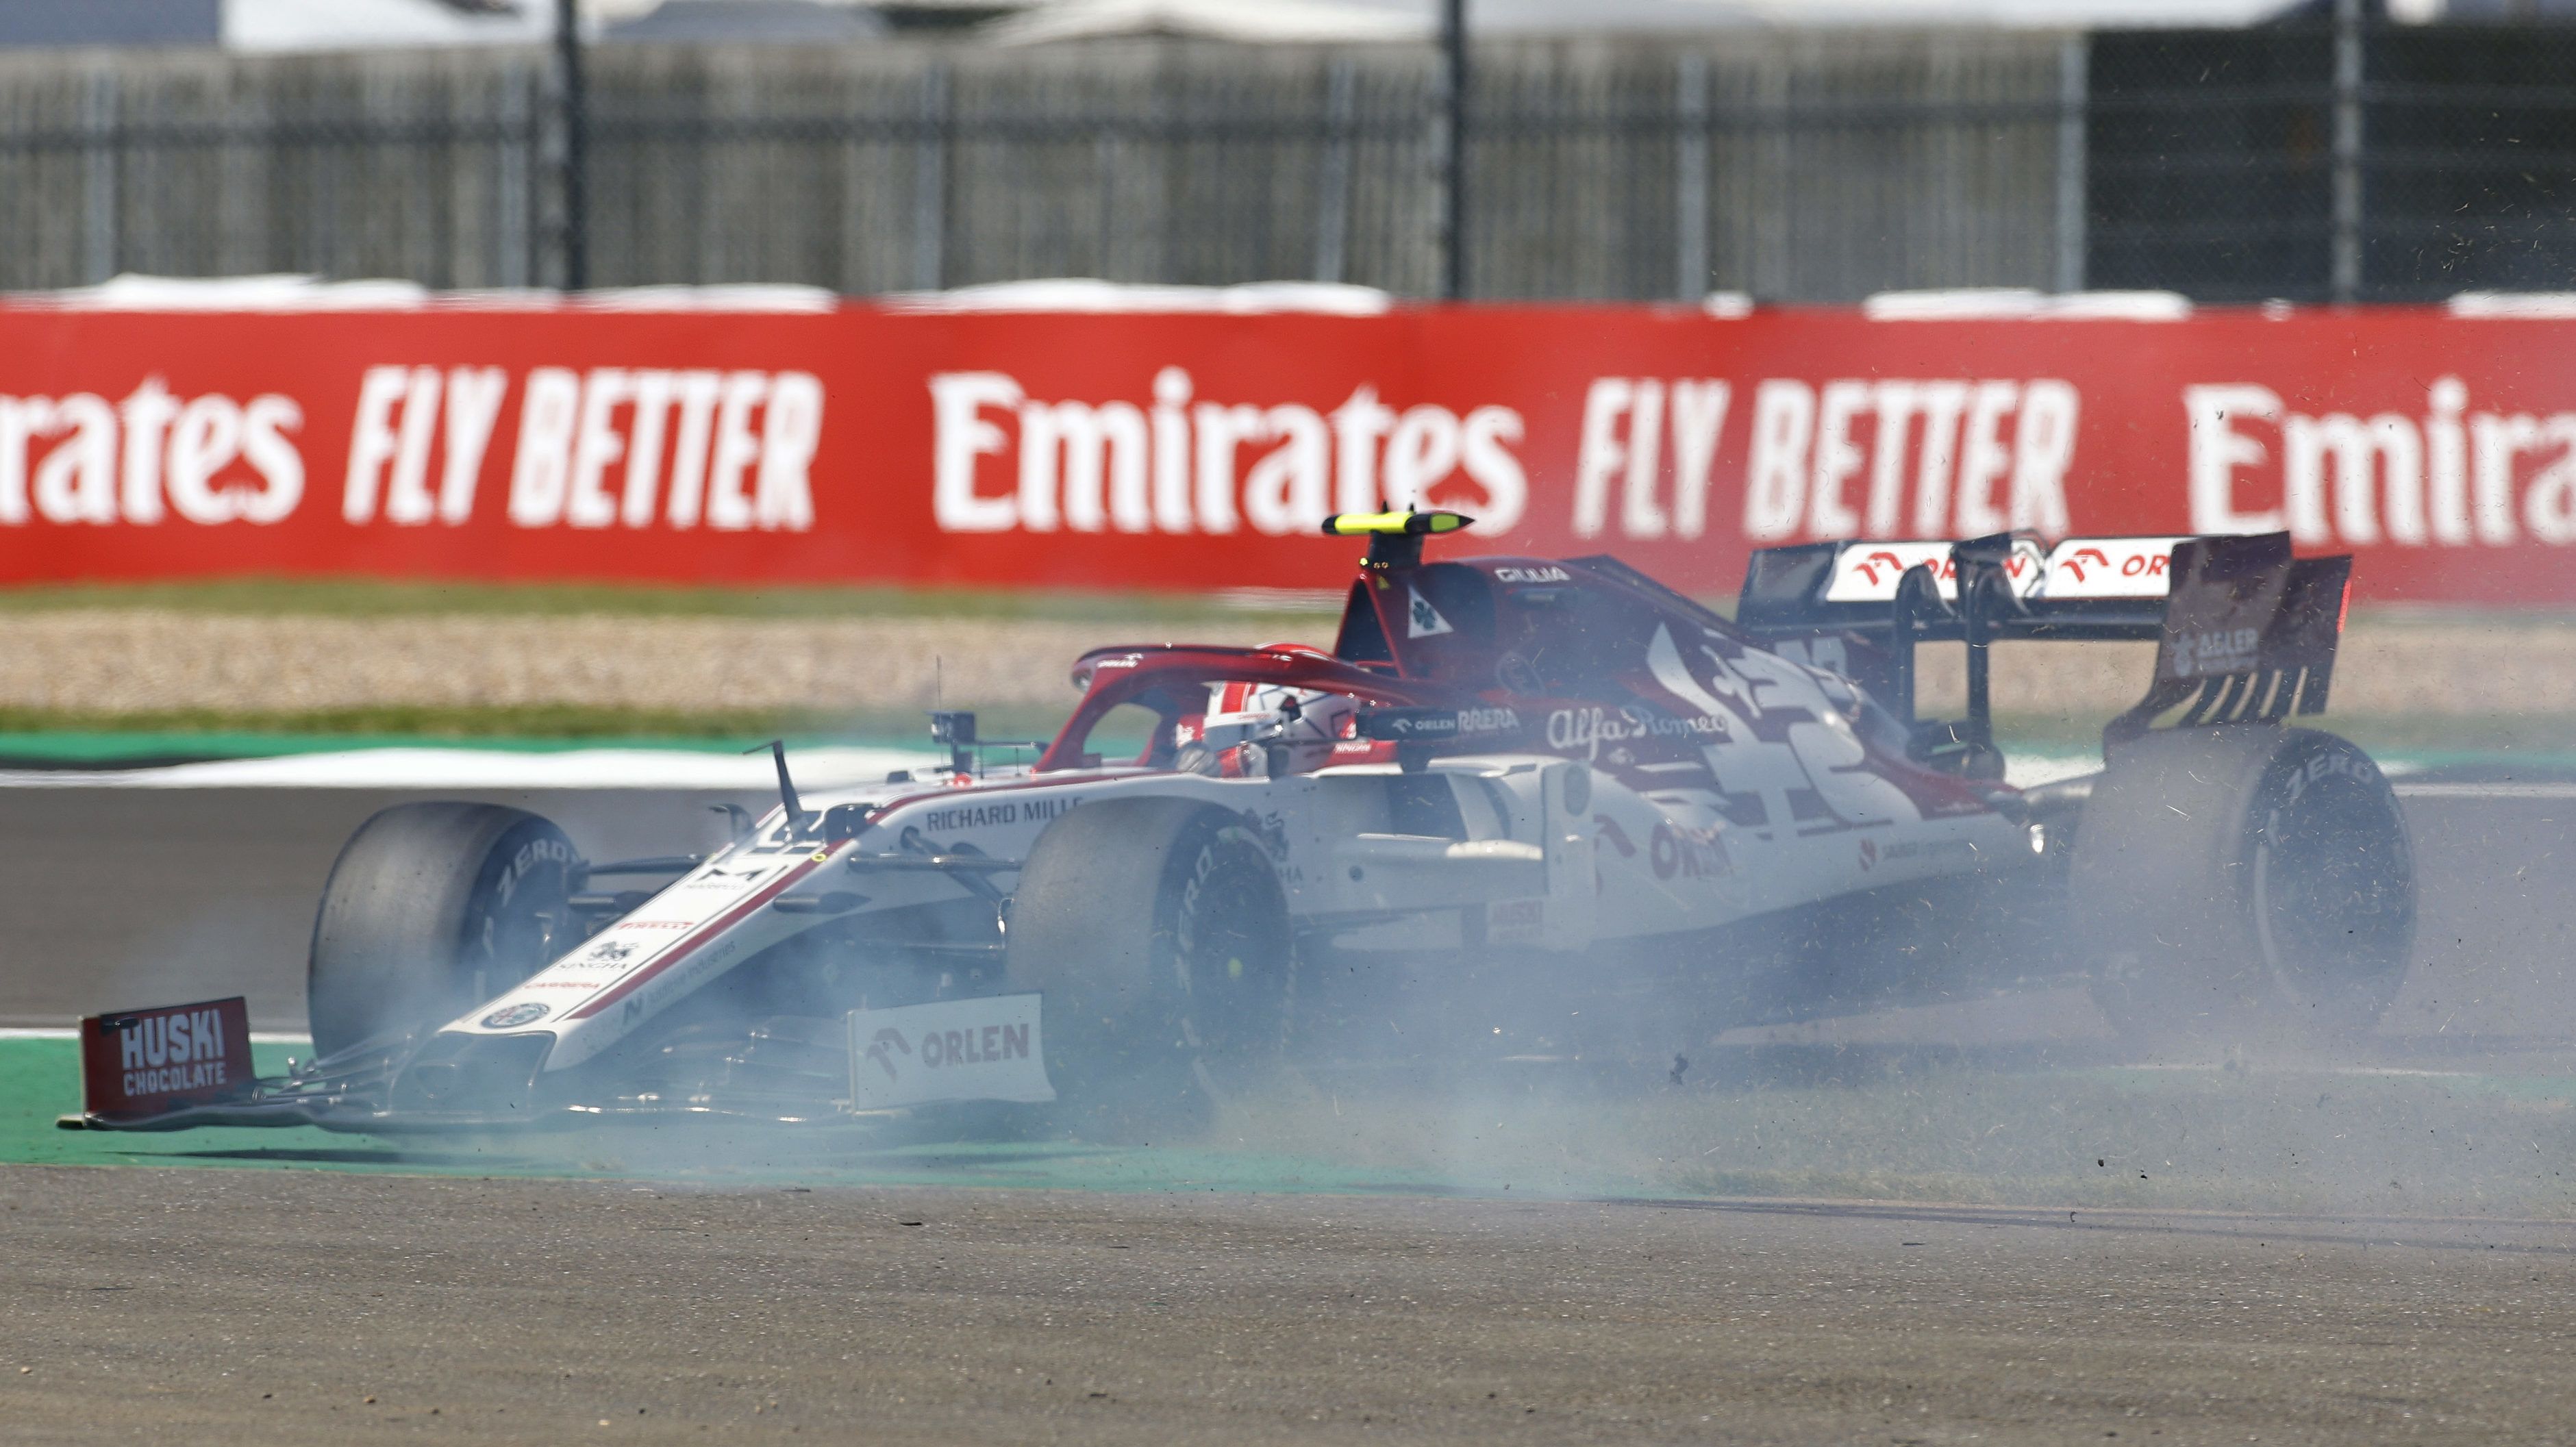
[81,996,255,1121]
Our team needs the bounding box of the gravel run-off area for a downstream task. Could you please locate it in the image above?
[0,612,1320,717]
[0,609,2566,720]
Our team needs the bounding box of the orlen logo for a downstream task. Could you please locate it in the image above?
[929,368,1527,538]
[1823,540,2042,604]
[862,1027,910,1081]
[2037,538,2184,601]
[924,1022,1032,1068]
[860,1023,1032,1081]
[1850,551,1912,587]
[2057,546,2114,582]
[0,379,304,528]
[1649,820,1729,881]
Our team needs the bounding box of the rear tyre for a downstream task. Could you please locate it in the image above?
[2071,727,2414,1053]
[307,803,582,1057]
[1004,798,1294,1135]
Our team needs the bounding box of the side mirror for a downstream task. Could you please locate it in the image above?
[930,710,977,775]
[823,803,874,844]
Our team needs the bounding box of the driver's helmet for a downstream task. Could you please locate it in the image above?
[1178,681,1359,777]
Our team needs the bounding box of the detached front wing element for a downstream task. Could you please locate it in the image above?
[62,999,560,1133]
[75,997,255,1124]
[60,1001,410,1134]
[60,993,1065,1134]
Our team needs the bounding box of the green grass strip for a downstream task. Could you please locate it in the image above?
[16,1036,2576,1211]
[0,704,1084,748]
[0,1037,1447,1194]
[8,706,2576,764]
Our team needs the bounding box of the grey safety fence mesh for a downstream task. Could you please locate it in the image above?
[0,23,2568,303]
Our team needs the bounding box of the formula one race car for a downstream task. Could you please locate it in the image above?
[66,512,2415,1135]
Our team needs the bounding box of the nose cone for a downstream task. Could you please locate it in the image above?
[389,1031,555,1116]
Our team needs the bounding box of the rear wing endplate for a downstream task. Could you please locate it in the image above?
[2107,534,2349,746]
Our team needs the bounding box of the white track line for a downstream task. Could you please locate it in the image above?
[2001,755,2099,790]
[0,1027,310,1044]
[0,746,944,791]
[2394,782,2576,800]
[0,747,2554,798]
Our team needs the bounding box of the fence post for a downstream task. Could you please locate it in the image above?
[1675,52,1708,301]
[1096,101,1124,281]
[1439,0,1467,300]
[912,62,949,292]
[1314,56,1355,285]
[2053,33,2087,294]
[2330,0,2364,302]
[82,67,118,285]
[1757,57,1792,300]
[496,62,532,289]
[554,0,588,291]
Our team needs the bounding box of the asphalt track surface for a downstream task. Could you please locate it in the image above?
[11,1165,2576,1446]
[3,777,2572,1039]
[0,785,779,1030]
[7,777,2576,1444]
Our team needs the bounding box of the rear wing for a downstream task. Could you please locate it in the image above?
[1736,532,2351,769]
[1738,535,2190,641]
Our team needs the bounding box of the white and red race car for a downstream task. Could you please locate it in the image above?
[66,513,2414,1133]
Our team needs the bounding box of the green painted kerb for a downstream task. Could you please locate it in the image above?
[0,1037,1447,1196]
[0,732,928,768]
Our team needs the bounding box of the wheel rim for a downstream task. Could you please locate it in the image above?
[1169,828,1290,1059]
[2251,763,2414,1016]
[455,836,575,1009]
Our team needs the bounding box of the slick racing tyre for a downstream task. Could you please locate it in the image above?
[1005,798,1294,1134]
[2071,726,2414,1053]
[307,803,582,1057]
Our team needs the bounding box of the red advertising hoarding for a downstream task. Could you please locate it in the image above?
[0,297,2566,605]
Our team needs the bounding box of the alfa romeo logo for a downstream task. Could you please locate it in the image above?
[480,1002,550,1029]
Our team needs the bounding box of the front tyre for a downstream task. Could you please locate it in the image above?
[2071,726,2414,1052]
[1004,798,1294,1133]
[307,803,582,1056]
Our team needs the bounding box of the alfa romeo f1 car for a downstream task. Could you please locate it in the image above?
[67,512,2414,1134]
